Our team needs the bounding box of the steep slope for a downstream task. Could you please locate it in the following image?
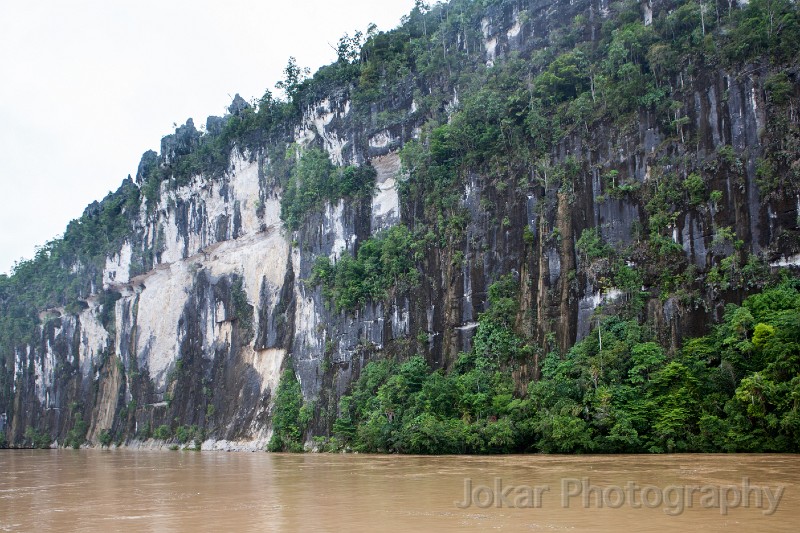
[1,0,799,451]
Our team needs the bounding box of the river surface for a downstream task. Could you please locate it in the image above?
[0,451,798,531]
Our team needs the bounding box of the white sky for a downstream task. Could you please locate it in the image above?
[0,0,418,274]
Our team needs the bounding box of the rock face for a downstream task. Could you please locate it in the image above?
[1,0,799,448]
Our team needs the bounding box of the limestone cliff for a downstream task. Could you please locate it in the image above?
[1,0,798,449]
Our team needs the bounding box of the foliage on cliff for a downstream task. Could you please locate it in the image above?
[280,148,376,230]
[300,0,800,318]
[326,278,800,453]
[310,225,421,311]
[268,369,308,452]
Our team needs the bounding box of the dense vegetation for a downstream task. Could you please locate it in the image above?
[268,369,309,452]
[310,225,421,311]
[280,148,377,230]
[308,278,800,453]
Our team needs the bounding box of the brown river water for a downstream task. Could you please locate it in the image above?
[0,451,798,531]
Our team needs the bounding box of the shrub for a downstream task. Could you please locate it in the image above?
[153,424,172,441]
[137,421,152,440]
[765,72,793,105]
[683,172,706,206]
[309,225,419,312]
[231,276,254,344]
[24,427,51,449]
[175,426,190,444]
[576,228,613,264]
[65,413,88,449]
[98,429,113,447]
[280,148,376,230]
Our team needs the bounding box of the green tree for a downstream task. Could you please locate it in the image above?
[268,369,306,452]
[275,56,310,102]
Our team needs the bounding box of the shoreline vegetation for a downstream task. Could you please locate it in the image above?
[298,279,800,455]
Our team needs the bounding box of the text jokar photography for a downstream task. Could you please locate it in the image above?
[455,477,785,516]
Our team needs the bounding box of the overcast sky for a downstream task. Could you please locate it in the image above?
[0,0,417,274]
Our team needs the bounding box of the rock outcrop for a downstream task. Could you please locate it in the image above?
[1,0,798,449]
